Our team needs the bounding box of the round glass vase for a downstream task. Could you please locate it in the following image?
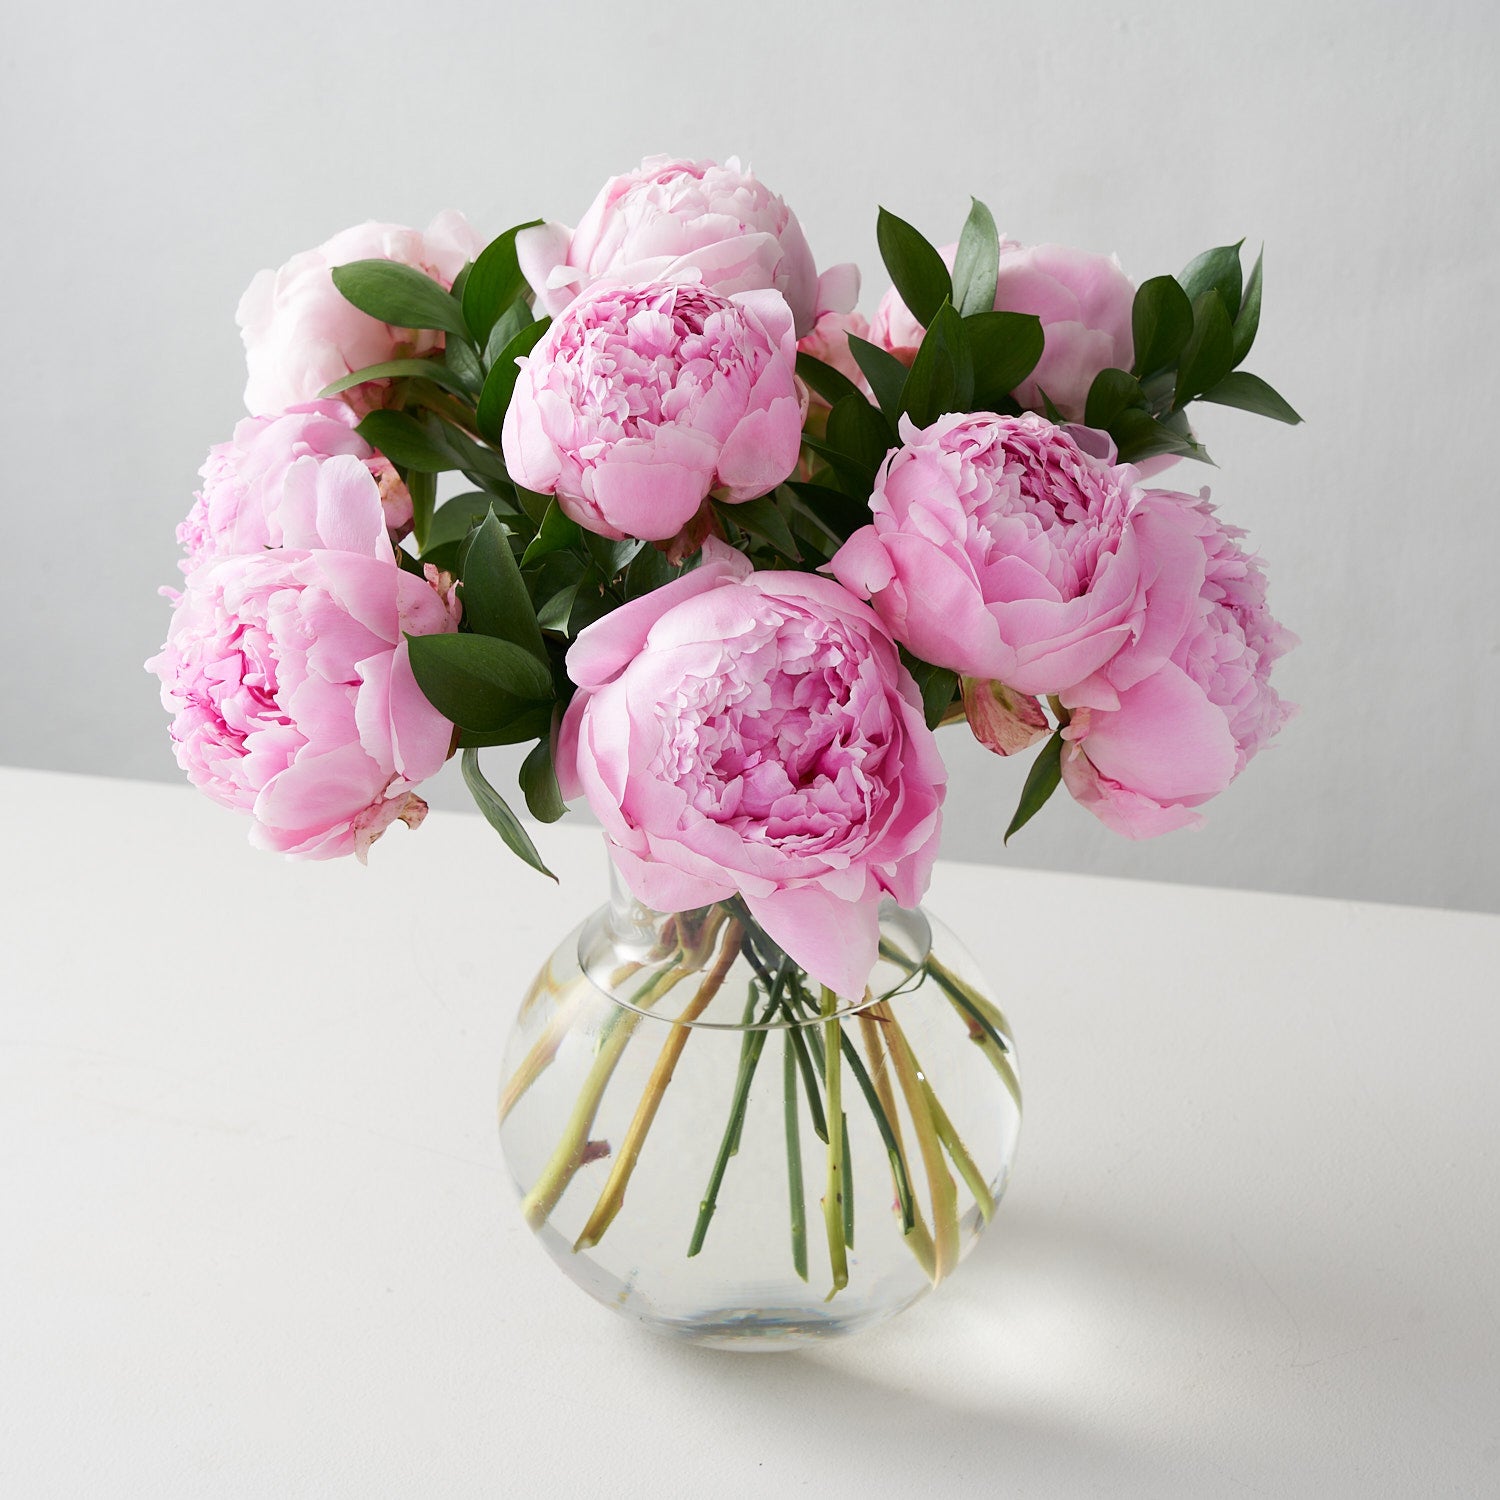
[498,862,1022,1349]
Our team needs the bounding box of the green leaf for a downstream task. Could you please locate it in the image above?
[454,712,553,748]
[951,197,1000,318]
[406,469,436,552]
[444,335,485,396]
[318,357,472,400]
[623,545,678,599]
[406,632,553,732]
[795,351,863,409]
[798,434,876,497]
[423,414,507,482]
[330,259,471,339]
[847,334,910,424]
[536,582,581,633]
[484,300,533,369]
[826,393,896,474]
[1130,275,1195,378]
[520,737,567,823]
[901,302,973,428]
[520,501,581,567]
[786,480,870,541]
[719,494,799,560]
[1004,729,1064,843]
[1084,368,1146,432]
[424,493,498,553]
[1197,370,1302,424]
[582,531,644,578]
[462,220,542,344]
[1178,242,1244,319]
[1039,389,1066,424]
[921,667,959,729]
[357,410,455,473]
[565,581,612,635]
[966,311,1045,410]
[1232,247,1263,367]
[899,651,959,730]
[461,747,556,880]
[475,317,550,444]
[876,207,952,329]
[1174,293,1236,409]
[459,509,548,658]
[1111,409,1206,465]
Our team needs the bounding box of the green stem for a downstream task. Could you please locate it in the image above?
[877,1000,960,1284]
[838,1030,915,1231]
[901,1031,998,1225]
[418,387,485,440]
[687,962,789,1257]
[857,1012,936,1281]
[783,1031,808,1281]
[820,987,849,1299]
[518,960,684,1229]
[500,958,642,1125]
[782,1005,828,1143]
[573,921,743,1251]
[840,1111,855,1250]
[879,940,1023,1115]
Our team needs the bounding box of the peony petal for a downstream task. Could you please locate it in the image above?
[745,886,882,1001]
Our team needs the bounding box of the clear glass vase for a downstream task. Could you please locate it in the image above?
[498,859,1022,1349]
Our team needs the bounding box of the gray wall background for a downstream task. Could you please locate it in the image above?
[4,0,1496,913]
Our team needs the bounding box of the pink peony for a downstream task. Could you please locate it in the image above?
[177,401,410,573]
[147,455,460,860]
[870,238,1135,421]
[1060,492,1297,836]
[517,155,857,338]
[555,540,946,997]
[501,278,803,543]
[237,212,481,416]
[828,412,1160,696]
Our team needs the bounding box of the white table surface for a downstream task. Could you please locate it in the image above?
[2,767,1496,1498]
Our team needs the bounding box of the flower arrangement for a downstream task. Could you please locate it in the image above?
[149,155,1297,1320]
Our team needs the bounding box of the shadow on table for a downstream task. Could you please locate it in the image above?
[628,1200,1442,1488]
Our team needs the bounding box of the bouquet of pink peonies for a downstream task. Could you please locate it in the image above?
[149,156,1298,1328]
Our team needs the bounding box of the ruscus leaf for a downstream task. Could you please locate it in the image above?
[462,220,542,344]
[459,509,548,659]
[330,260,472,339]
[951,197,1000,318]
[876,208,953,329]
[461,747,556,880]
[1004,728,1065,843]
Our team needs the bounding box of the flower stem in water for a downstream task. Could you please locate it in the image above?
[819,987,849,1299]
[875,1000,960,1283]
[519,960,685,1229]
[572,920,744,1251]
[783,1031,808,1281]
[857,1011,937,1281]
[687,959,790,1257]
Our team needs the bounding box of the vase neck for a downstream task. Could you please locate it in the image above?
[578,847,934,1029]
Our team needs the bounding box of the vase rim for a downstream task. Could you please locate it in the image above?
[576,885,936,1032]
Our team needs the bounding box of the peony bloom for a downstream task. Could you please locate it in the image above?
[870,238,1135,421]
[237,212,481,416]
[147,455,460,860]
[555,540,946,997]
[501,278,803,543]
[828,412,1158,696]
[177,400,410,573]
[1059,492,1297,836]
[516,155,857,338]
